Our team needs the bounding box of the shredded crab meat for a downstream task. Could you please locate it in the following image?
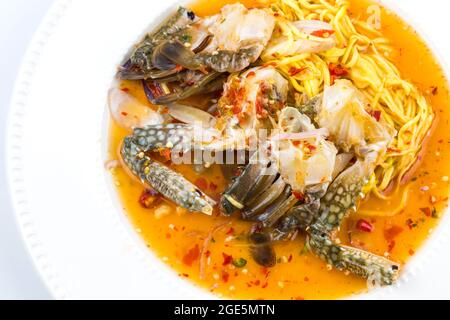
[319,80,396,155]
[270,107,337,193]
[199,3,275,55]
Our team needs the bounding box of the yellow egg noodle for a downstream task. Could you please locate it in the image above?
[262,0,435,201]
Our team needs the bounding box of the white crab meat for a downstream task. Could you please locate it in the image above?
[318,80,395,155]
[108,88,164,130]
[270,107,337,193]
[196,3,275,55]
[208,66,289,150]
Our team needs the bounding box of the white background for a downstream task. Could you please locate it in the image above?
[0,0,53,299]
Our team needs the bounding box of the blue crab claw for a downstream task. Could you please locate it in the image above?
[118,7,197,80]
[306,157,401,285]
[121,124,216,215]
[307,225,400,286]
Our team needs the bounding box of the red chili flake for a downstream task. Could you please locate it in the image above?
[195,178,208,191]
[306,144,317,152]
[406,219,416,230]
[209,182,218,192]
[384,225,404,240]
[388,240,396,252]
[253,280,261,286]
[288,254,293,263]
[263,62,278,68]
[174,65,184,72]
[222,271,230,283]
[226,228,235,236]
[159,148,171,162]
[304,277,309,282]
[256,99,264,117]
[329,63,349,77]
[205,250,211,258]
[120,87,130,93]
[356,219,374,233]
[409,249,415,256]
[121,112,129,117]
[387,147,401,153]
[246,71,256,79]
[293,141,301,147]
[311,29,335,38]
[438,139,444,143]
[292,191,305,201]
[166,233,171,239]
[289,66,306,76]
[138,189,160,209]
[420,207,432,217]
[261,268,271,279]
[222,253,233,266]
[182,244,200,267]
[330,75,336,85]
[261,282,268,289]
[431,86,438,95]
[232,105,242,115]
[274,12,280,17]
[371,110,382,122]
[182,273,190,278]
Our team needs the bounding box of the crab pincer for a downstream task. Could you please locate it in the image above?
[121,124,216,215]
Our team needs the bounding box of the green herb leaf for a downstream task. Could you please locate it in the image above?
[232,258,247,268]
[300,243,309,255]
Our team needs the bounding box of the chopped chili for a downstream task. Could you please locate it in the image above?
[138,189,160,209]
[222,271,230,283]
[182,244,200,267]
[384,225,404,240]
[222,253,233,266]
[289,66,306,76]
[371,110,382,122]
[226,228,235,236]
[195,178,208,191]
[420,207,432,217]
[311,29,335,38]
[356,219,374,233]
[329,63,349,76]
[209,182,218,192]
[292,191,305,201]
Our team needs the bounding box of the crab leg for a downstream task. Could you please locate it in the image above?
[316,159,371,232]
[306,157,400,285]
[308,224,400,286]
[142,71,224,105]
[156,40,266,73]
[121,124,216,215]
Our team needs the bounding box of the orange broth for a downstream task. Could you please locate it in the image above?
[108,0,450,299]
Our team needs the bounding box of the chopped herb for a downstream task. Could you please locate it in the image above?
[233,258,247,268]
[300,243,309,255]
[179,34,192,43]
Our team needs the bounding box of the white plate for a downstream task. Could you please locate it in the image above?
[6,0,450,299]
